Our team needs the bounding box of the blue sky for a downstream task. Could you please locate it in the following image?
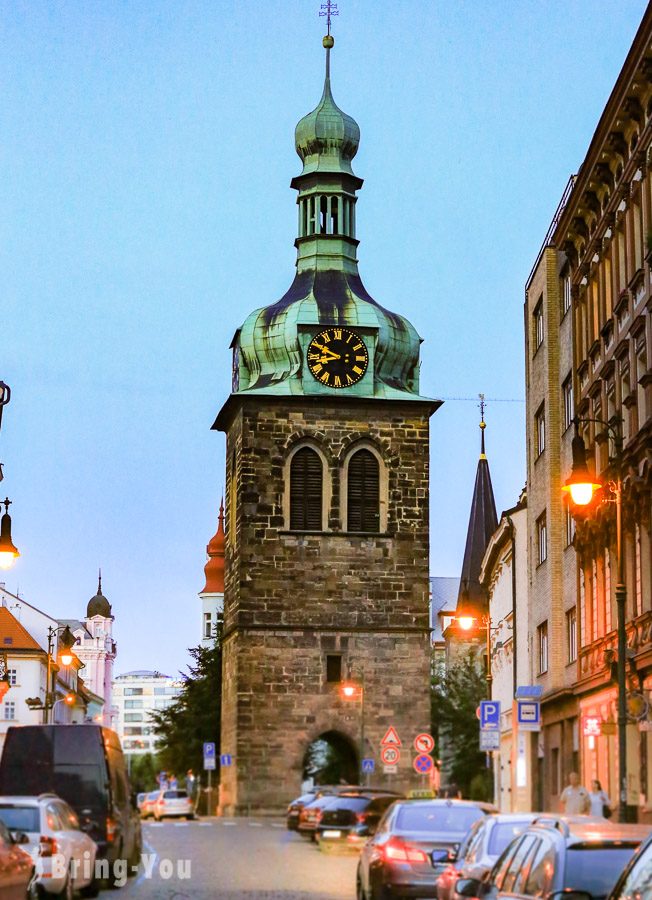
[0,0,647,675]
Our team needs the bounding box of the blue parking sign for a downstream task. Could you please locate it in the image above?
[480,701,501,730]
[203,742,216,758]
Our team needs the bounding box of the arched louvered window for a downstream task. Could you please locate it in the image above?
[290,447,323,531]
[347,449,380,533]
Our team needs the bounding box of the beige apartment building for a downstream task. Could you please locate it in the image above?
[526,5,652,819]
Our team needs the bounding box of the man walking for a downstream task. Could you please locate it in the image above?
[560,772,590,814]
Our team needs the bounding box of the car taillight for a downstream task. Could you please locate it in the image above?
[356,813,366,823]
[315,810,323,822]
[106,817,117,843]
[383,837,428,863]
[39,836,58,857]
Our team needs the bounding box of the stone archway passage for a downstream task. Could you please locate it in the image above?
[303,730,358,786]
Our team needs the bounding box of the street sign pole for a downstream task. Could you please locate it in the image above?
[207,768,212,816]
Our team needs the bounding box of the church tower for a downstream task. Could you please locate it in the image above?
[213,31,440,814]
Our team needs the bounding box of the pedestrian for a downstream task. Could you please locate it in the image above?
[185,769,196,799]
[588,779,612,818]
[560,772,591,815]
[169,773,178,790]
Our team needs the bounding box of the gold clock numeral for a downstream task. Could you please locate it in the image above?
[353,343,363,351]
[308,353,320,360]
[322,331,331,343]
[346,333,353,343]
[353,366,363,375]
[320,371,330,384]
[355,355,366,362]
[333,329,342,340]
[312,363,322,374]
[346,374,354,385]
[334,375,341,387]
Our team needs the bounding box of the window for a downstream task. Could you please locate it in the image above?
[7,669,17,686]
[125,700,143,710]
[347,449,380,533]
[290,447,323,531]
[502,835,539,893]
[562,273,572,315]
[524,837,556,896]
[567,607,577,663]
[154,688,167,695]
[564,506,575,548]
[204,612,212,639]
[635,524,642,617]
[535,404,545,457]
[537,514,547,565]
[3,702,15,720]
[538,622,549,674]
[534,299,544,350]
[563,375,574,430]
[124,688,143,696]
[325,655,342,684]
[124,713,143,722]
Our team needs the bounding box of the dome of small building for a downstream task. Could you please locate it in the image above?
[201,500,225,594]
[87,572,112,618]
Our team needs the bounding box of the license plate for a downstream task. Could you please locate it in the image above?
[322,830,342,838]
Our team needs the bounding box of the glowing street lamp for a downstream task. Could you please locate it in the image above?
[562,426,602,506]
[340,673,366,782]
[0,499,19,570]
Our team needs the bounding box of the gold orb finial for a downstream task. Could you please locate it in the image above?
[323,34,334,49]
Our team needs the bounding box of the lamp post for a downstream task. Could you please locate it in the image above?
[456,613,500,700]
[44,625,77,724]
[562,416,628,822]
[0,383,19,570]
[340,671,366,784]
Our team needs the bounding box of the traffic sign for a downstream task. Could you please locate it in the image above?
[515,685,544,699]
[381,746,400,766]
[413,754,434,775]
[220,753,233,767]
[383,765,398,774]
[362,758,375,773]
[381,726,402,746]
[479,701,501,730]
[204,756,216,771]
[414,733,435,754]
[203,742,216,758]
[517,700,541,732]
[480,731,500,751]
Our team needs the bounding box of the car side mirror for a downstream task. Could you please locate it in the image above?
[12,832,30,845]
[455,878,483,898]
[432,848,454,864]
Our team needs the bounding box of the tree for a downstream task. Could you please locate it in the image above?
[431,650,492,800]
[150,616,222,781]
[128,752,160,793]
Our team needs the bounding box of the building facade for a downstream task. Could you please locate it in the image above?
[213,34,440,814]
[199,502,225,648]
[479,497,532,811]
[113,670,181,756]
[526,4,652,819]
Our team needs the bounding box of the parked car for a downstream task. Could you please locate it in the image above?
[0,725,141,885]
[298,795,340,840]
[287,792,319,831]
[0,817,35,900]
[140,791,162,820]
[152,790,194,821]
[454,817,650,900]
[436,812,538,900]
[608,828,652,899]
[0,793,98,898]
[356,798,497,900]
[317,792,402,849]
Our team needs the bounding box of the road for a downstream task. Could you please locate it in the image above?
[116,818,359,899]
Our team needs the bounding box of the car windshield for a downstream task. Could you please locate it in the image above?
[148,792,160,800]
[328,797,370,811]
[487,821,532,857]
[163,791,187,799]
[396,805,484,833]
[565,846,638,897]
[0,805,39,833]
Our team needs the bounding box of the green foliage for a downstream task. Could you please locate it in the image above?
[150,616,222,779]
[431,650,492,800]
[128,753,160,793]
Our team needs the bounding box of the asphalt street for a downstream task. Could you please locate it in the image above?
[116,818,359,900]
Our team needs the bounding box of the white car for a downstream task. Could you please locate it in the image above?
[0,793,98,898]
[153,790,194,821]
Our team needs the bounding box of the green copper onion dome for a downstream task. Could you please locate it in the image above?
[294,42,360,177]
[222,35,431,407]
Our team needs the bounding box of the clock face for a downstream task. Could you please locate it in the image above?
[306,328,369,388]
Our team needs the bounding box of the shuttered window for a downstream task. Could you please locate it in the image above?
[290,447,323,530]
[347,449,380,533]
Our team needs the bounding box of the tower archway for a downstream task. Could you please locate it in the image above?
[302,730,358,785]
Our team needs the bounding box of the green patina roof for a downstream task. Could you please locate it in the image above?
[230,38,430,404]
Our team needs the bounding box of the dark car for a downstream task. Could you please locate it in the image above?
[287,792,319,831]
[356,798,497,900]
[608,828,652,899]
[0,725,141,885]
[316,792,402,849]
[298,794,340,839]
[455,817,650,900]
[436,813,537,900]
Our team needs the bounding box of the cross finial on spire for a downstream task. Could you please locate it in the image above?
[2,498,11,515]
[478,393,487,458]
[319,1,339,37]
[98,568,102,595]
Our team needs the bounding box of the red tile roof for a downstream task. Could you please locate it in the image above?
[0,607,43,651]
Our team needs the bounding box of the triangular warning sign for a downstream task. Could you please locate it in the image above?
[381,726,402,746]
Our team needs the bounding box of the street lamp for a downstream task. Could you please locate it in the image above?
[340,672,366,783]
[563,416,628,822]
[43,625,77,724]
[0,499,19,570]
[455,612,496,700]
